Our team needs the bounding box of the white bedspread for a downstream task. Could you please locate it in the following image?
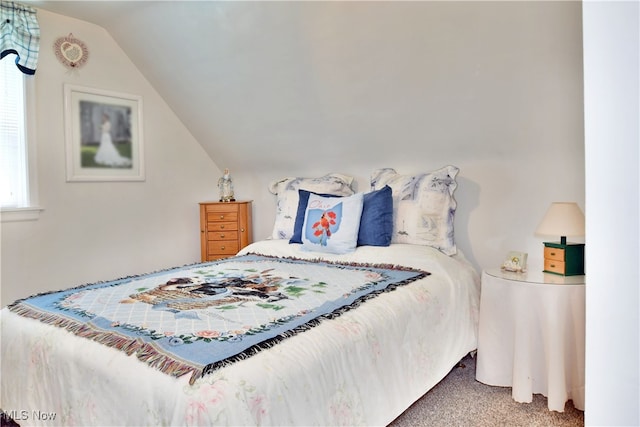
[1,240,479,426]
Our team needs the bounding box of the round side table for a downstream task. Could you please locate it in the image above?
[475,268,585,412]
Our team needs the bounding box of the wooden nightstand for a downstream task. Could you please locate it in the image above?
[199,201,252,261]
[543,242,585,276]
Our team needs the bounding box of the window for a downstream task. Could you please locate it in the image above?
[1,0,41,221]
[1,56,26,207]
[0,55,40,221]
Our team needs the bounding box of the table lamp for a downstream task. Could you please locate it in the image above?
[535,202,585,276]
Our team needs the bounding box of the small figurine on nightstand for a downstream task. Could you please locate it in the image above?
[218,168,235,202]
[501,251,528,273]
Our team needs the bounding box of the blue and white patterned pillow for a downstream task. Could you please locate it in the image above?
[301,192,364,254]
[371,166,459,255]
[290,185,393,247]
[269,173,355,240]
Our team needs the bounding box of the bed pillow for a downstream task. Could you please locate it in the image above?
[357,185,393,246]
[370,166,459,255]
[269,173,355,240]
[300,192,364,254]
[289,190,339,244]
[290,185,393,247]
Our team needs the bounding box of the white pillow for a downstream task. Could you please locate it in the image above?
[371,166,459,255]
[300,192,364,254]
[269,173,355,240]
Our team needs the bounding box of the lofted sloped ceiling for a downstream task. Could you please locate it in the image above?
[29,1,578,175]
[32,0,433,173]
[30,0,499,173]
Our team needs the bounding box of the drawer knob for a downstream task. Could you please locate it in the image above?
[241,228,245,232]
[221,246,225,250]
[220,234,225,238]
[550,252,556,256]
[550,264,556,268]
[220,225,225,229]
[220,215,225,219]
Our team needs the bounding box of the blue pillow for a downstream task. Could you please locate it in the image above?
[358,185,393,247]
[301,192,364,254]
[290,186,393,247]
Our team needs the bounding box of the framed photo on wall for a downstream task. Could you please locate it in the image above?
[64,84,144,182]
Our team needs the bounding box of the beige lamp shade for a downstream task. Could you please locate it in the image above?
[535,202,585,244]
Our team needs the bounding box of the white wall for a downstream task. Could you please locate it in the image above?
[231,0,586,274]
[53,0,584,277]
[0,9,222,306]
[1,3,586,303]
[583,1,639,425]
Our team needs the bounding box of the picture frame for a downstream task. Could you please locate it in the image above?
[501,251,528,273]
[64,84,144,182]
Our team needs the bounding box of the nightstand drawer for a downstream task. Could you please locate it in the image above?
[208,231,237,241]
[206,221,239,232]
[207,240,239,255]
[205,203,239,213]
[207,211,238,223]
[544,246,565,261]
[544,258,566,275]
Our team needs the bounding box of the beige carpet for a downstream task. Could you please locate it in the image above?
[389,353,584,427]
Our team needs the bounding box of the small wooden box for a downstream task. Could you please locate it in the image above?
[543,242,585,276]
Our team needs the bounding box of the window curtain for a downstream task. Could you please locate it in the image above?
[0,1,39,75]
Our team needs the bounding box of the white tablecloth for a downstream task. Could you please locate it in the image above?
[475,269,585,412]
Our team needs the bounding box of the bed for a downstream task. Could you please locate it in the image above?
[0,167,480,426]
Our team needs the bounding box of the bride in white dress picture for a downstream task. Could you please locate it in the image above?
[94,113,132,167]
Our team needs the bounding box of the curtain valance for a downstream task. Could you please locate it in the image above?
[0,0,40,75]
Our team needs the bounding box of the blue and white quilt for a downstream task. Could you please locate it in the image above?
[9,253,428,383]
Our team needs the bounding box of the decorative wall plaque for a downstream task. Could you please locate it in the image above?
[54,33,89,69]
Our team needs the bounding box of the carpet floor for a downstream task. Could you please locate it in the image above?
[389,353,584,427]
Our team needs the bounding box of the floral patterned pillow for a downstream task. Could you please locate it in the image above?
[301,192,364,254]
[370,166,459,255]
[269,173,355,240]
[290,185,392,247]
